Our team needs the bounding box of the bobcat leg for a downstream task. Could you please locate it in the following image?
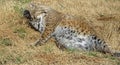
[55,42,67,51]
[34,33,55,46]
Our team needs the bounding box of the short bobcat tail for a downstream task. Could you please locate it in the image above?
[111,50,120,57]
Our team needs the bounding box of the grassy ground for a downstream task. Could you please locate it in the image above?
[0,0,120,65]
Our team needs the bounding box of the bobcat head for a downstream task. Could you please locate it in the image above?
[23,3,63,34]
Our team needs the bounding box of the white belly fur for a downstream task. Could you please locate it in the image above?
[53,26,93,51]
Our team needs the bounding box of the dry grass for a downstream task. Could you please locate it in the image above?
[0,0,120,65]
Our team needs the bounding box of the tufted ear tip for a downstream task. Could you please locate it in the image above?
[112,52,120,57]
[29,2,36,9]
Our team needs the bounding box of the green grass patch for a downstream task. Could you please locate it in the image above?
[0,38,12,46]
[0,0,5,4]
[44,45,54,53]
[13,5,24,17]
[117,62,120,65]
[17,0,31,4]
[66,48,80,54]
[86,52,98,57]
[14,27,27,39]
[0,54,26,65]
[13,0,31,17]
[103,55,116,60]
[14,55,26,64]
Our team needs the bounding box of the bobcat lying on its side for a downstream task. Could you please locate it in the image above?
[23,3,120,57]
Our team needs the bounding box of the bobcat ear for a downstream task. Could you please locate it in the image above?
[29,3,36,9]
[42,10,47,13]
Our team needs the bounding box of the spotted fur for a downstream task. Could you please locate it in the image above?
[23,3,120,56]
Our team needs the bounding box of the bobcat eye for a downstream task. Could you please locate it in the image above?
[33,16,36,19]
[42,11,47,13]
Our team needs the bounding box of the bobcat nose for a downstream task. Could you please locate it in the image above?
[23,10,33,21]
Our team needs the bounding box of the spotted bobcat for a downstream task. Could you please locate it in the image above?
[23,3,120,56]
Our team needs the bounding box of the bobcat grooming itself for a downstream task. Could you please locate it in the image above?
[23,3,120,57]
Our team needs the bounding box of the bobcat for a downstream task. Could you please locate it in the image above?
[23,3,120,57]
